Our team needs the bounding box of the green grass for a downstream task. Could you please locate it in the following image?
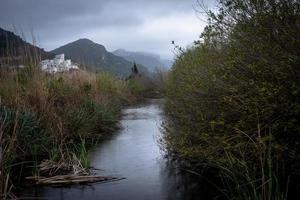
[0,67,141,194]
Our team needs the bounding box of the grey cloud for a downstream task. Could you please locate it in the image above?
[0,0,214,59]
[0,0,193,27]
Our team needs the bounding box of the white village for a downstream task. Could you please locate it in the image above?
[40,54,78,73]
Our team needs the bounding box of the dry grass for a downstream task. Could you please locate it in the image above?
[25,159,124,186]
[26,175,122,185]
[0,66,139,197]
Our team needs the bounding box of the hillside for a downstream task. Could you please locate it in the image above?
[51,39,147,77]
[0,27,53,66]
[113,49,172,72]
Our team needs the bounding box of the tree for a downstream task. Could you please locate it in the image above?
[132,62,139,74]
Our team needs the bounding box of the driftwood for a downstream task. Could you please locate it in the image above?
[26,175,124,185]
[38,159,89,176]
[26,160,125,186]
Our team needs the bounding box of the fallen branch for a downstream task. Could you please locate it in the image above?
[26,160,125,186]
[26,175,125,185]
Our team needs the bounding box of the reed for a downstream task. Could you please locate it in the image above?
[0,62,139,197]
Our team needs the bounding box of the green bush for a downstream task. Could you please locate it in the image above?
[127,79,145,94]
[164,0,300,199]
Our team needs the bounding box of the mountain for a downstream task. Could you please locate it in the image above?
[51,39,147,77]
[0,27,53,66]
[113,49,173,72]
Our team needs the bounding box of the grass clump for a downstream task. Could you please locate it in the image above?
[0,68,139,195]
[0,106,51,161]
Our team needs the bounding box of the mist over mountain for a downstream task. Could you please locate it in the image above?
[0,27,167,76]
[161,59,173,69]
[51,39,148,77]
[113,49,172,72]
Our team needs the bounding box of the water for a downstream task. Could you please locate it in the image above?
[20,99,213,200]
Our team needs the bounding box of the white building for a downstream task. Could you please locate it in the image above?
[40,54,78,73]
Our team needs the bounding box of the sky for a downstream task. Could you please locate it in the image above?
[0,0,216,60]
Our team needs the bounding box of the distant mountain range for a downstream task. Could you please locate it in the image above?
[113,49,173,72]
[0,27,172,76]
[51,39,148,77]
[0,27,53,66]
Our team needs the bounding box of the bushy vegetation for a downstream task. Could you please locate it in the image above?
[127,63,168,97]
[0,67,140,197]
[164,0,300,199]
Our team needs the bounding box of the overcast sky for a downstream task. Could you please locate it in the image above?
[0,0,216,60]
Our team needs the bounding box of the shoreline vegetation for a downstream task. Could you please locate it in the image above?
[0,61,164,198]
[1,0,299,199]
[163,0,299,199]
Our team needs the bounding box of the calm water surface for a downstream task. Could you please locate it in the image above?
[20,99,210,200]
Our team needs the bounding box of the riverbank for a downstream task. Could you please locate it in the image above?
[0,68,144,198]
[18,99,217,200]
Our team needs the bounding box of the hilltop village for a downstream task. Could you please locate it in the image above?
[40,54,78,73]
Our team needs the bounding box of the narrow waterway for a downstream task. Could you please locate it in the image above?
[21,99,211,200]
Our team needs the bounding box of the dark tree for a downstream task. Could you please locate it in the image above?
[132,62,139,74]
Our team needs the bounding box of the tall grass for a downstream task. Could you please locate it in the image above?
[215,128,288,200]
[0,65,140,196]
[0,30,153,197]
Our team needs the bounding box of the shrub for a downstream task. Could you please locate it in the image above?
[164,0,300,199]
[127,79,145,94]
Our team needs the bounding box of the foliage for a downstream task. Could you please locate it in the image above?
[132,62,139,74]
[0,68,138,192]
[66,97,118,141]
[127,79,145,94]
[164,0,300,199]
[0,107,51,161]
